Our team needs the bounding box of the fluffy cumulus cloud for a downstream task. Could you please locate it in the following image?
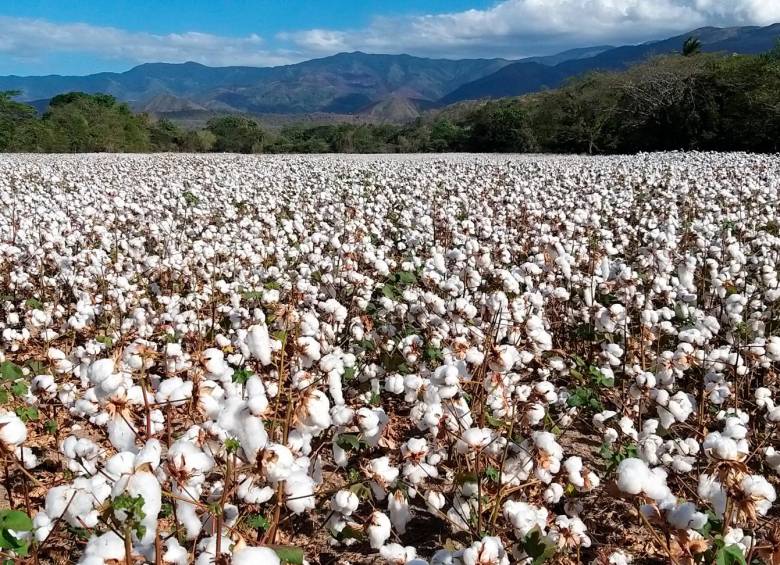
[0,0,779,73]
[283,0,780,58]
[0,16,296,69]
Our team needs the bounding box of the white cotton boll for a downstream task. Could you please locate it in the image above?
[765,447,780,473]
[426,491,446,512]
[236,475,274,504]
[388,490,412,534]
[33,513,53,542]
[78,531,127,564]
[297,335,321,368]
[386,373,405,395]
[544,483,564,504]
[766,336,780,361]
[31,374,56,396]
[247,324,273,365]
[740,475,776,516]
[379,543,416,564]
[503,501,548,537]
[461,536,509,565]
[16,446,38,469]
[88,358,115,385]
[262,444,295,483]
[236,412,269,463]
[297,389,331,434]
[285,471,316,514]
[331,489,359,516]
[0,411,27,447]
[367,511,392,549]
[665,501,708,530]
[231,546,281,565]
[107,412,137,452]
[563,456,599,491]
[116,468,162,546]
[616,458,649,495]
[456,427,491,454]
[162,537,189,565]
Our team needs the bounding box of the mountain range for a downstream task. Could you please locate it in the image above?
[1,24,778,123]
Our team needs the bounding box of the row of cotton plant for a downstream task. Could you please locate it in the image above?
[0,152,778,564]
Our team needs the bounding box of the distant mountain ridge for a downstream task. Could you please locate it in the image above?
[441,24,780,104]
[1,24,777,122]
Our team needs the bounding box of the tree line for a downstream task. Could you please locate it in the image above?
[1,42,779,155]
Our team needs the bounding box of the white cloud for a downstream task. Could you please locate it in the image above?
[1,0,778,74]
[283,0,780,59]
[0,16,299,71]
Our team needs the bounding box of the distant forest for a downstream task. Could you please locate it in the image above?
[2,42,779,154]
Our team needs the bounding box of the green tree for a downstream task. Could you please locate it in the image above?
[0,91,37,151]
[206,116,265,153]
[683,36,702,57]
[463,100,536,152]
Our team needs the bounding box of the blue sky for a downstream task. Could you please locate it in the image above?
[0,0,778,75]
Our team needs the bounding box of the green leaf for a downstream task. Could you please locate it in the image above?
[397,271,417,285]
[0,362,23,382]
[0,389,8,405]
[14,406,38,422]
[424,345,443,362]
[0,510,33,532]
[335,525,365,542]
[485,413,508,429]
[10,381,28,397]
[349,482,372,500]
[24,298,43,310]
[44,419,58,434]
[270,545,304,564]
[523,527,556,564]
[96,335,114,348]
[335,433,365,452]
[232,368,253,385]
[381,284,399,300]
[716,544,746,565]
[484,466,500,482]
[245,513,270,531]
[343,366,356,382]
[26,360,46,376]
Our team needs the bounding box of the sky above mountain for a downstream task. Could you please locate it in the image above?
[1,0,779,75]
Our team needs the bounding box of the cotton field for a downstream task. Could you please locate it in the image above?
[1,153,779,565]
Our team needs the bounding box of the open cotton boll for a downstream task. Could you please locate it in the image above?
[367,511,392,548]
[379,543,416,564]
[285,471,316,514]
[388,489,412,534]
[664,501,708,530]
[0,410,27,448]
[231,546,281,565]
[261,444,295,482]
[77,531,127,564]
[331,489,360,516]
[503,501,548,537]
[162,537,189,565]
[456,427,492,454]
[616,458,650,495]
[461,535,509,565]
[563,456,599,492]
[247,324,273,365]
